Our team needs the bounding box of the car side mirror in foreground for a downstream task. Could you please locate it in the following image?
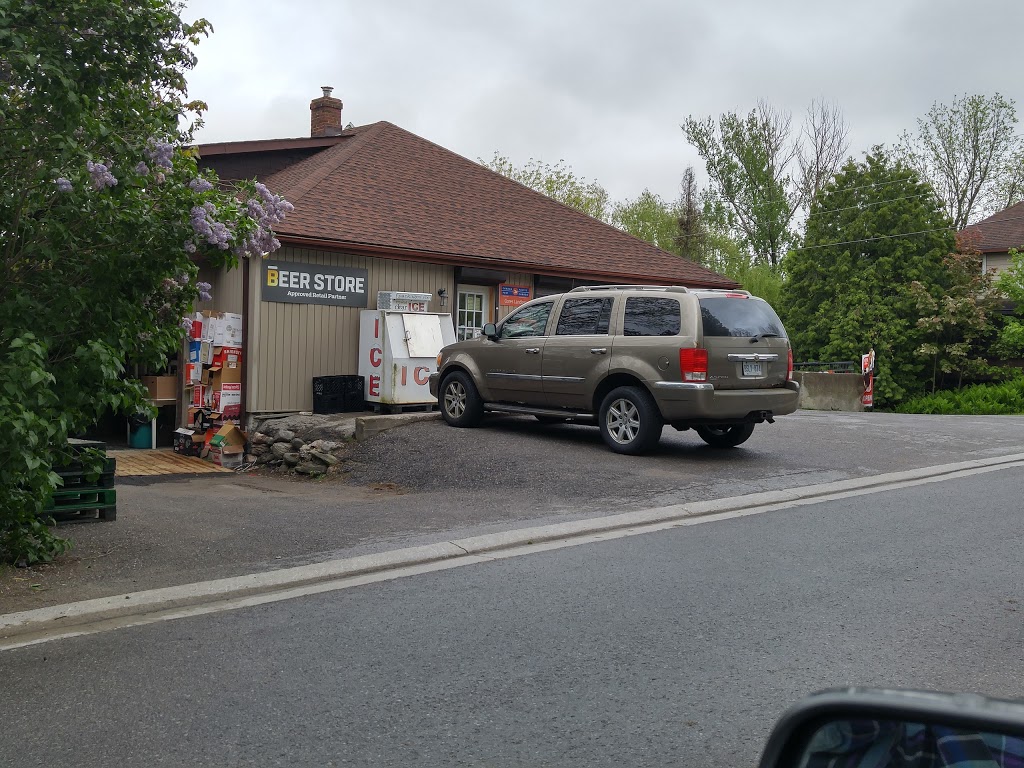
[758,688,1024,768]
[482,323,498,340]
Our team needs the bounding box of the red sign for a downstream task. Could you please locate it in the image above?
[499,284,533,307]
[862,373,874,407]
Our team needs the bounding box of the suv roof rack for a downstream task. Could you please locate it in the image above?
[568,285,690,293]
[694,288,752,296]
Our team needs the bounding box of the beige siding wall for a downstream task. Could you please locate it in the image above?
[985,253,1012,275]
[250,246,455,413]
[195,263,244,314]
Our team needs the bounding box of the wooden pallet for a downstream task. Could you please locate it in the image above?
[45,488,117,522]
[368,403,437,414]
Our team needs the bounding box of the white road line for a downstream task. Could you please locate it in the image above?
[2,455,1023,651]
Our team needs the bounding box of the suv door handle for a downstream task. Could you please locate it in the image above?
[525,348,541,354]
[590,348,608,355]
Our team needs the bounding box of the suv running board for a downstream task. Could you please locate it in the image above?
[485,403,595,422]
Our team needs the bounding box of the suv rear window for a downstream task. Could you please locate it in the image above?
[623,298,681,337]
[699,297,787,338]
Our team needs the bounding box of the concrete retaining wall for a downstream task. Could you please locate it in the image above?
[793,371,865,412]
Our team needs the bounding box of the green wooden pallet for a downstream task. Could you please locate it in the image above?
[44,488,117,521]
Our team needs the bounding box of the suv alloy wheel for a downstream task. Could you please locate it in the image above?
[441,371,484,427]
[598,386,663,455]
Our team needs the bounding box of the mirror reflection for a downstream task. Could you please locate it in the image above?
[800,719,1024,768]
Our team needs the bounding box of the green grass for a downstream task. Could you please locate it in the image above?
[898,377,1024,415]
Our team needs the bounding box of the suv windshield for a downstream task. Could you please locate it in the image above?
[699,297,787,338]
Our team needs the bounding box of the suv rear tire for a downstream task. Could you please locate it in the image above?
[599,386,663,455]
[695,423,755,449]
[440,371,484,428]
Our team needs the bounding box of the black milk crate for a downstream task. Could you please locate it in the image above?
[312,375,365,414]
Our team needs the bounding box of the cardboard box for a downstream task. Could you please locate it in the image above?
[221,313,243,346]
[211,317,227,347]
[209,423,246,449]
[212,346,243,370]
[207,445,244,468]
[207,424,247,467]
[188,341,201,365]
[200,341,214,365]
[191,384,204,408]
[220,382,241,419]
[141,375,177,401]
[198,311,215,342]
[173,428,203,457]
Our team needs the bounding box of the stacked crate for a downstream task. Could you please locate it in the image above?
[44,440,117,522]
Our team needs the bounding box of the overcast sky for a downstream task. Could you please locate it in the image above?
[182,0,1024,205]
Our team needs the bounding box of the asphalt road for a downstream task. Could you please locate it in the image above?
[2,466,1022,767]
[5,411,1024,612]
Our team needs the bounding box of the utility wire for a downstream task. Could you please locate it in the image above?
[792,212,1024,252]
[805,192,934,219]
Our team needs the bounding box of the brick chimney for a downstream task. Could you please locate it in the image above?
[310,86,343,137]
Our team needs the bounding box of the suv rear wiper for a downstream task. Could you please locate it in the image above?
[750,333,781,343]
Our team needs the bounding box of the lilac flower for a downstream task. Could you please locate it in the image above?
[190,203,233,249]
[197,281,213,302]
[234,184,294,258]
[144,139,175,169]
[154,171,166,184]
[162,277,178,291]
[55,177,72,192]
[184,241,197,254]
[189,177,213,193]
[135,162,150,176]
[180,316,194,334]
[176,273,190,285]
[86,160,117,190]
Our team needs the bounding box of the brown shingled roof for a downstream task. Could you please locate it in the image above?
[960,200,1024,253]
[261,121,737,288]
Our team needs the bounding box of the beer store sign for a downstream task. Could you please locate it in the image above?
[262,261,369,307]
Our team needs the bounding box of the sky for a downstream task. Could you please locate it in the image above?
[182,0,1024,206]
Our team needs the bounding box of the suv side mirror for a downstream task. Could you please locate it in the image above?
[482,323,498,340]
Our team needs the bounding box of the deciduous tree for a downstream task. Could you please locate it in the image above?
[682,100,848,267]
[898,93,1023,228]
[0,0,292,563]
[780,149,955,406]
[482,153,610,221]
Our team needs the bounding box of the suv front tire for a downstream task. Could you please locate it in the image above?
[440,371,484,428]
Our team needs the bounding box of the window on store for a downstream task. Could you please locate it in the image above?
[457,290,487,341]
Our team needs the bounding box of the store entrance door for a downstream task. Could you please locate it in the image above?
[456,285,491,340]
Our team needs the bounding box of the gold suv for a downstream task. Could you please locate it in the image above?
[428,286,800,454]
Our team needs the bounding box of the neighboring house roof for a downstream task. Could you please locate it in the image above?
[960,201,1024,253]
[201,121,736,288]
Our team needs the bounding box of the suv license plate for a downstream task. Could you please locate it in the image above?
[742,362,763,377]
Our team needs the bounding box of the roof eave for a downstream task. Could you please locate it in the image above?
[276,234,739,288]
[195,135,351,157]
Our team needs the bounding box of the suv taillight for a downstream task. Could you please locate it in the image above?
[679,348,708,382]
[787,348,794,380]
